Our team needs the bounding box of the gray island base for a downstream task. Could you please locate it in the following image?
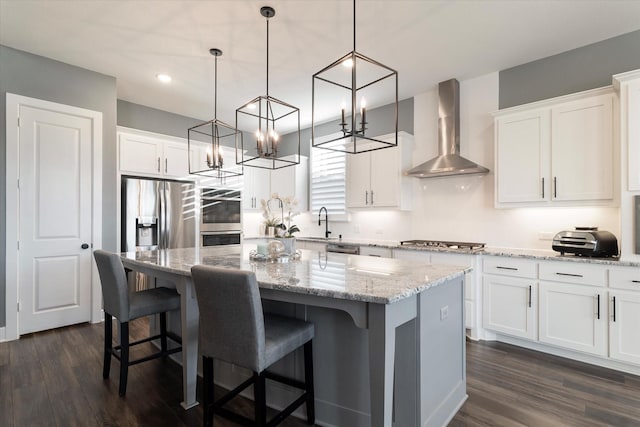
[120,245,468,427]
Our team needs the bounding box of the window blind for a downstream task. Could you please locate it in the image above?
[310,147,346,215]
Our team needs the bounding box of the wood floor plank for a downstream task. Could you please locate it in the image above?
[4,322,640,426]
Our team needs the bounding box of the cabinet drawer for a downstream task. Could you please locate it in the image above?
[609,268,640,291]
[538,262,605,287]
[483,257,536,279]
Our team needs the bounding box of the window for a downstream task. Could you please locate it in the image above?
[310,145,346,216]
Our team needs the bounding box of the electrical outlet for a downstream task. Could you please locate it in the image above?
[538,231,555,241]
[440,305,449,320]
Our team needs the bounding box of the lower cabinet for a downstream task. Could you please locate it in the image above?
[609,290,640,365]
[538,281,608,357]
[483,275,537,340]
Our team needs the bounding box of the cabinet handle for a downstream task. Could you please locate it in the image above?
[555,272,583,278]
[632,280,640,284]
[165,158,168,173]
[365,191,369,205]
[157,157,161,172]
[553,176,557,198]
[371,190,374,205]
[541,177,545,199]
[596,294,600,320]
[612,296,616,322]
[496,266,518,271]
[528,285,532,308]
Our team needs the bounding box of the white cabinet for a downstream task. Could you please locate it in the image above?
[118,130,193,179]
[619,73,640,190]
[243,157,309,212]
[538,261,607,356]
[493,88,614,207]
[345,132,413,210]
[243,166,271,210]
[609,267,640,365]
[495,108,550,203]
[482,257,537,340]
[297,241,327,252]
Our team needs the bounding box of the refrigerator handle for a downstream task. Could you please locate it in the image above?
[159,181,166,249]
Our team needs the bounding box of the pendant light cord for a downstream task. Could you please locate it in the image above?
[266,16,270,98]
[214,54,218,119]
[353,0,356,52]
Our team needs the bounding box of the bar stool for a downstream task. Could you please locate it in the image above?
[93,250,182,396]
[191,265,315,427]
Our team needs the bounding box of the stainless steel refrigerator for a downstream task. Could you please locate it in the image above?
[121,177,197,289]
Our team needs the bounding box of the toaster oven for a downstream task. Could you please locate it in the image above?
[552,227,618,257]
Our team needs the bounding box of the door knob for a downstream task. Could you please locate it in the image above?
[81,243,90,249]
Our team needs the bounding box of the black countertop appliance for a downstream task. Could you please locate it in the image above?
[552,227,618,257]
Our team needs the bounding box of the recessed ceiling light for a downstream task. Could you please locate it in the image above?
[156,74,172,83]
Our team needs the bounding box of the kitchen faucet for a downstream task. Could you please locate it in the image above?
[318,207,331,239]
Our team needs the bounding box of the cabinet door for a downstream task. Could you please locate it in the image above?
[369,147,399,207]
[164,141,190,178]
[610,290,640,365]
[495,109,550,203]
[346,152,370,208]
[270,166,295,199]
[551,94,613,201]
[538,281,607,356]
[243,167,271,211]
[483,275,536,340]
[119,134,162,176]
[626,79,640,190]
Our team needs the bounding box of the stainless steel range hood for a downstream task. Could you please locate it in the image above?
[406,79,489,178]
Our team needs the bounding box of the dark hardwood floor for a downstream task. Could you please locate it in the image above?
[2,319,640,426]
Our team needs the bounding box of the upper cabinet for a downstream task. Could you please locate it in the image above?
[345,131,414,210]
[614,70,640,191]
[118,129,195,180]
[242,157,309,212]
[493,88,616,207]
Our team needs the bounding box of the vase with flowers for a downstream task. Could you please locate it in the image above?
[275,195,300,255]
[260,196,281,237]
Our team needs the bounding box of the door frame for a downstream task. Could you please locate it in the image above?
[5,93,103,341]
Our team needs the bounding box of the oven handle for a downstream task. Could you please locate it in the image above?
[201,230,242,235]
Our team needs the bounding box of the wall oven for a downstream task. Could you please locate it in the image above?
[200,188,242,247]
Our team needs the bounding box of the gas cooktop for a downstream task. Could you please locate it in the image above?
[400,240,486,253]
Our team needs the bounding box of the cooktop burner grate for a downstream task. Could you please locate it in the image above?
[400,240,486,252]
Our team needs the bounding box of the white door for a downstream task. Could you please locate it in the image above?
[369,147,398,207]
[610,290,640,365]
[18,105,93,334]
[483,275,536,340]
[346,152,370,208]
[538,281,607,356]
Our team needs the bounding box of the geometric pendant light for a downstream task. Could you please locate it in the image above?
[188,48,243,179]
[236,6,301,170]
[311,0,398,154]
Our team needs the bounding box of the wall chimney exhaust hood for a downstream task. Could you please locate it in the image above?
[406,79,489,178]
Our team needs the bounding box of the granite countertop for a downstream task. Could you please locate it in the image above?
[120,244,468,304]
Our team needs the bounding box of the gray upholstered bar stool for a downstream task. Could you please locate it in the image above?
[93,250,182,396]
[191,265,315,427]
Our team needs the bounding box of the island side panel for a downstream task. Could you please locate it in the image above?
[419,276,467,427]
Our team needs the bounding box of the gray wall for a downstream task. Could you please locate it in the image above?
[0,45,117,328]
[118,99,204,139]
[500,29,640,108]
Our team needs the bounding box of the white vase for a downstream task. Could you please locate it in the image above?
[264,226,276,237]
[277,237,296,255]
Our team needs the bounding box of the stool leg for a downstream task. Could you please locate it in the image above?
[160,312,168,356]
[103,313,113,379]
[254,372,266,427]
[119,321,130,397]
[203,356,214,427]
[304,341,315,425]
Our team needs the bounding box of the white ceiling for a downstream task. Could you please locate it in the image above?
[2,0,640,128]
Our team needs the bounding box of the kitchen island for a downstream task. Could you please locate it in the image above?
[120,245,468,427]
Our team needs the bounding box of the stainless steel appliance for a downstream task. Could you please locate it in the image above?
[199,187,242,247]
[122,177,197,290]
[122,177,197,252]
[406,79,489,178]
[326,243,360,255]
[552,227,618,257]
[400,240,486,253]
[200,188,241,233]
